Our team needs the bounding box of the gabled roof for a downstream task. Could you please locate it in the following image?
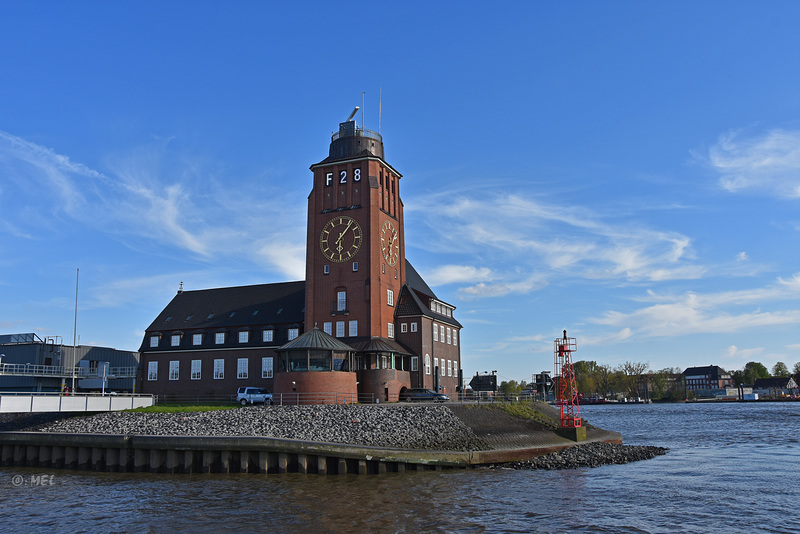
[143,281,305,333]
[405,261,437,300]
[683,365,729,377]
[754,377,798,389]
[396,261,462,328]
[278,327,354,352]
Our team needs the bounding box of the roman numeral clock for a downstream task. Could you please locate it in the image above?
[320,216,363,263]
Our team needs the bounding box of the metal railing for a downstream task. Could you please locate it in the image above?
[0,363,137,379]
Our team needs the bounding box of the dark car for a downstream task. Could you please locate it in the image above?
[400,388,449,402]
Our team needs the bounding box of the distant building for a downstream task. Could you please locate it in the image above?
[753,377,798,398]
[683,365,734,393]
[0,333,139,392]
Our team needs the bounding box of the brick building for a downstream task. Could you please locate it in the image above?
[139,116,462,402]
[683,365,733,392]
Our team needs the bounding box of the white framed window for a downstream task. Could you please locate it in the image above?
[263,329,273,343]
[446,327,451,344]
[448,359,452,377]
[239,331,249,343]
[288,328,299,340]
[149,335,159,348]
[191,360,201,380]
[453,330,457,346]
[388,322,394,338]
[348,320,358,337]
[169,361,179,380]
[262,357,273,379]
[381,354,388,369]
[434,358,439,376]
[192,333,202,346]
[440,325,445,343]
[336,321,345,337]
[215,332,225,345]
[213,359,224,379]
[440,362,445,378]
[433,323,438,342]
[411,322,417,333]
[337,291,347,311]
[411,356,419,372]
[171,334,181,347]
[323,322,332,335]
[401,322,407,333]
[147,361,158,381]
[425,354,431,375]
[237,358,248,379]
[387,289,394,306]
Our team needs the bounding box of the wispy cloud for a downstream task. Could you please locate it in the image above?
[0,131,307,278]
[408,190,703,299]
[703,128,800,199]
[591,274,800,338]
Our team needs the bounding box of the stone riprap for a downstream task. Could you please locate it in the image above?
[36,405,489,452]
[495,442,668,470]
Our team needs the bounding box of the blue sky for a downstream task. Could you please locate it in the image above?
[2,1,800,383]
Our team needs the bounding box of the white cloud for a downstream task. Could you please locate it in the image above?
[592,275,800,339]
[721,345,766,368]
[0,131,307,276]
[407,190,702,299]
[736,251,749,262]
[458,274,548,299]
[704,128,800,199]
[424,265,493,286]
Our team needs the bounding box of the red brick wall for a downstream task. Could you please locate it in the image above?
[358,368,412,402]
[273,371,357,404]
[139,349,277,398]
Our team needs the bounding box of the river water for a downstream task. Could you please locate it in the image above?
[1,402,798,533]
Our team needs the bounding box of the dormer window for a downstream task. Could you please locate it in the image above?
[263,329,274,342]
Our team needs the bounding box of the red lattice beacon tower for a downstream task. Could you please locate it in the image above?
[554,330,581,429]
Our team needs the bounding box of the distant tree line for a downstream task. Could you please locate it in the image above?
[507,360,800,402]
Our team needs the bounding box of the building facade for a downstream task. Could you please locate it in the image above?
[139,117,462,402]
[0,333,139,393]
[683,365,734,392]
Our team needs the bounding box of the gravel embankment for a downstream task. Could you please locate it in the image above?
[494,442,668,470]
[0,412,74,432]
[35,404,489,452]
[12,405,668,467]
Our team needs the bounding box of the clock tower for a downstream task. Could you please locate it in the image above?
[305,115,405,343]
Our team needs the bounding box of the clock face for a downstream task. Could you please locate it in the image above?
[320,216,363,262]
[381,220,399,266]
